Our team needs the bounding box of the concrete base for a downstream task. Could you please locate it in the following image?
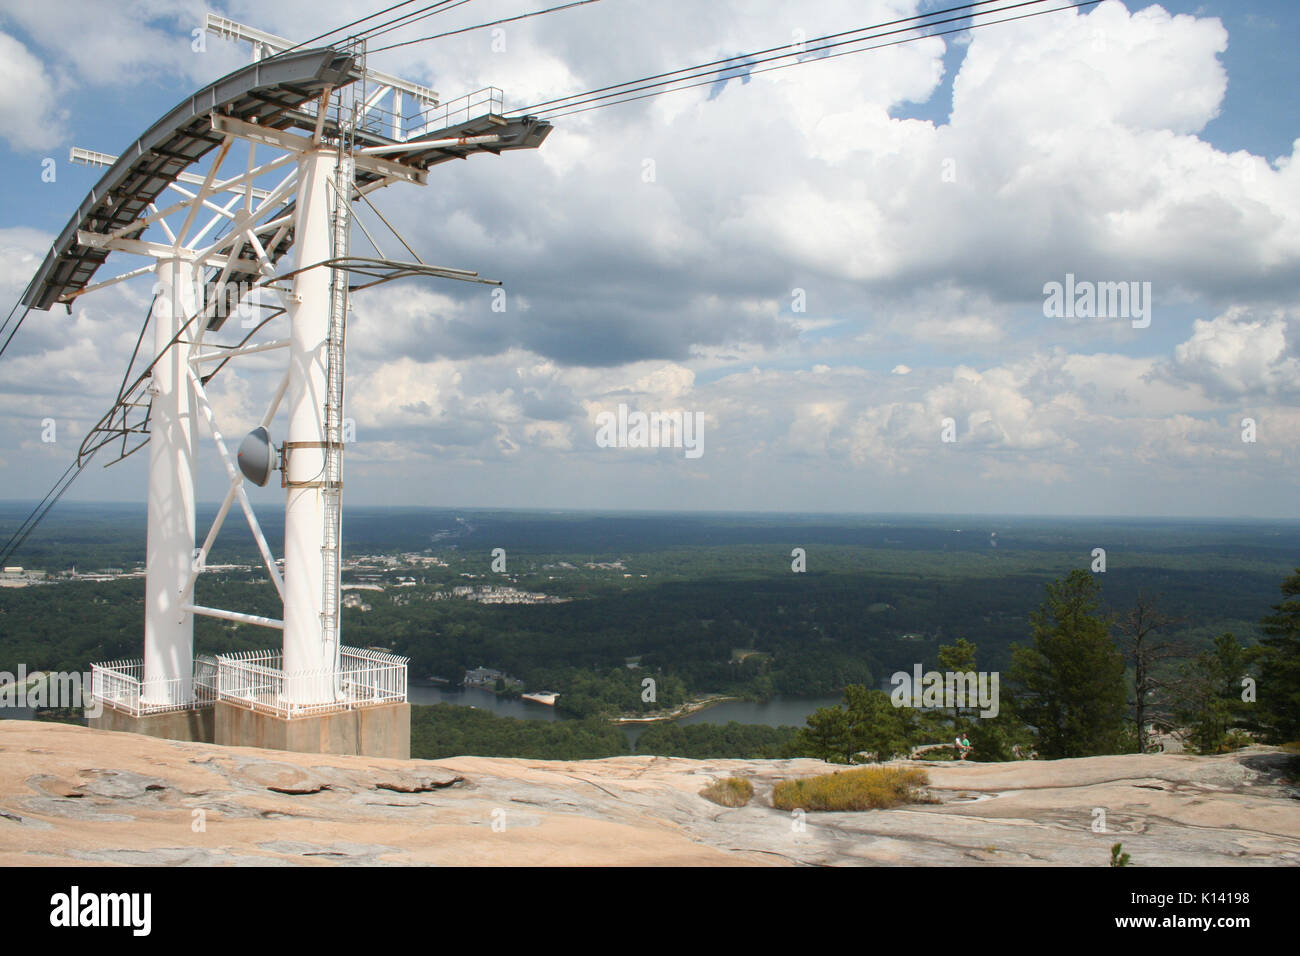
[91,705,215,744]
[215,700,410,759]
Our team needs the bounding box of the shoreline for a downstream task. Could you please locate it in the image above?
[613,695,739,725]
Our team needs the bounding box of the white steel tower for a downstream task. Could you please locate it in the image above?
[21,18,553,756]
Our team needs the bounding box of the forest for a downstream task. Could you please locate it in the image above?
[1,505,1297,760]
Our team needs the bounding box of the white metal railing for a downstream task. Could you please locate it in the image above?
[299,84,502,142]
[90,657,218,717]
[194,654,219,702]
[215,645,407,718]
[411,87,503,137]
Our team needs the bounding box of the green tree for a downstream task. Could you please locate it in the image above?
[843,685,914,762]
[937,637,978,732]
[794,705,852,763]
[1255,568,1300,744]
[1008,570,1127,758]
[794,686,917,763]
[1175,633,1251,754]
[966,702,1035,761]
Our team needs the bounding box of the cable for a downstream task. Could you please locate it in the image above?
[5,283,286,564]
[367,0,600,55]
[0,272,40,361]
[0,304,32,361]
[115,290,155,408]
[513,0,1011,116]
[540,0,1104,120]
[525,0,1076,120]
[0,299,23,344]
[271,0,473,57]
[270,0,427,55]
[201,305,287,386]
[0,452,94,567]
[354,0,477,44]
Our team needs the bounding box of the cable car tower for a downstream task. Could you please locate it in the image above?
[22,16,552,757]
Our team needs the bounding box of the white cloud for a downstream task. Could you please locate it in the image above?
[1,1,1297,517]
[0,32,66,150]
[1165,307,1300,400]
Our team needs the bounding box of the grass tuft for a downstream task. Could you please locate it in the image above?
[700,776,755,807]
[772,766,930,812]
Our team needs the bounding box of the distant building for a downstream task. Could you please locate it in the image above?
[463,667,505,687]
[1,567,46,586]
[341,592,372,611]
[463,666,523,689]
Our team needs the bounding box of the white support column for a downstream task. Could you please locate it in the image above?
[142,257,198,705]
[282,148,344,704]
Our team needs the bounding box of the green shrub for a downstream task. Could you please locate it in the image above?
[916,747,955,761]
[771,766,930,812]
[700,776,754,807]
[1222,730,1254,751]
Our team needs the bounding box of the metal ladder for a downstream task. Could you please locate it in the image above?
[320,84,357,685]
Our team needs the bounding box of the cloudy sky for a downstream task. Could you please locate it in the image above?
[0,0,1297,518]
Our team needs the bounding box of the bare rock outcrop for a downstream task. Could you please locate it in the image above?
[0,721,1295,866]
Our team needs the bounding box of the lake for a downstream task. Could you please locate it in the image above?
[407,682,837,748]
[407,682,562,721]
[9,682,837,750]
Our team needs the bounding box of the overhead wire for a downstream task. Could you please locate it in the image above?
[366,0,601,54]
[0,304,31,361]
[521,0,1101,120]
[270,0,480,57]
[268,0,427,55]
[0,452,96,567]
[512,0,1017,115]
[355,0,479,44]
[0,272,39,361]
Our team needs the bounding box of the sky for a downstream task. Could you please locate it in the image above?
[0,0,1297,519]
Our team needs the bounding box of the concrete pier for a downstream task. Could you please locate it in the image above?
[214,701,410,759]
[90,706,214,744]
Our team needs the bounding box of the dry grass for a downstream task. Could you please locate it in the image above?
[700,776,754,807]
[772,766,931,812]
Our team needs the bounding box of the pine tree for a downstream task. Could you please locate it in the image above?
[1256,568,1300,743]
[795,705,852,763]
[1009,569,1127,758]
[1175,633,1250,753]
[937,637,978,732]
[843,685,913,761]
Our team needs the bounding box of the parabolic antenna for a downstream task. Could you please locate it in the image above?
[236,426,275,487]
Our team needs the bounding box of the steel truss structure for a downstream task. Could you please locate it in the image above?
[22,17,552,716]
